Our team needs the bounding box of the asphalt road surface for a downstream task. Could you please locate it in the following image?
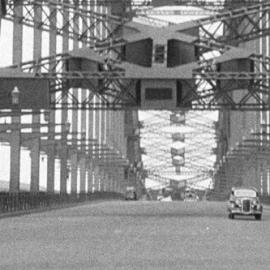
[0,200,270,270]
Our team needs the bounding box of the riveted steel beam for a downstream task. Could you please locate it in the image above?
[178,2,270,45]
[4,0,127,46]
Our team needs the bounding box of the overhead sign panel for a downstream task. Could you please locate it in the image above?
[0,78,50,109]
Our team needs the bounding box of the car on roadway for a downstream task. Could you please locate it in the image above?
[160,195,173,202]
[125,186,137,201]
[157,187,173,201]
[183,189,199,202]
[227,187,263,220]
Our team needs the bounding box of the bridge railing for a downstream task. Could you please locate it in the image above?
[0,191,124,214]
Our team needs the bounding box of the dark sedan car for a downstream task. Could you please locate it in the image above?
[125,187,137,201]
[227,187,263,220]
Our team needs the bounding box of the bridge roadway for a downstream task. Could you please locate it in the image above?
[0,200,270,270]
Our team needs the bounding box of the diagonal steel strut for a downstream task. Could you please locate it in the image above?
[4,0,128,46]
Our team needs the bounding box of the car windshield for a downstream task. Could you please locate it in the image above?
[234,189,257,197]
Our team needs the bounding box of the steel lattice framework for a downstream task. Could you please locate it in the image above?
[3,0,270,189]
[180,2,270,45]
[140,111,216,182]
[2,1,270,111]
[4,0,127,45]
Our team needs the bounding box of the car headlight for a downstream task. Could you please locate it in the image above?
[230,202,235,208]
[252,199,261,206]
[251,199,258,205]
[235,199,242,206]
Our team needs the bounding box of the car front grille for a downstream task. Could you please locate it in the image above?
[242,199,251,212]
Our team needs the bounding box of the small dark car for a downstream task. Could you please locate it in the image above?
[125,186,137,201]
[227,187,263,220]
[184,190,199,202]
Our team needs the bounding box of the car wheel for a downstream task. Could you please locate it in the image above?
[255,214,262,220]
[228,213,234,219]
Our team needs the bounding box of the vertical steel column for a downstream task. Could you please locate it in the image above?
[60,0,69,194]
[30,138,40,192]
[80,130,86,194]
[47,3,57,194]
[70,0,79,195]
[113,111,121,191]
[94,165,100,191]
[10,2,23,193]
[70,148,78,194]
[80,9,87,194]
[10,127,20,193]
[95,95,102,190]
[105,108,113,191]
[261,10,269,195]
[100,104,107,190]
[87,0,96,193]
[120,111,127,191]
[70,114,78,194]
[30,4,42,193]
[105,2,115,192]
[88,108,94,192]
[95,2,103,190]
[87,161,93,193]
[82,0,90,194]
[262,161,268,195]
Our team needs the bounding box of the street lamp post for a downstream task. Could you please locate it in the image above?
[9,86,21,193]
[11,86,20,106]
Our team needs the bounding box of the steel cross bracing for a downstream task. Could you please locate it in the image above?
[191,53,270,110]
[141,136,215,171]
[6,52,132,110]
[178,1,270,46]
[134,2,270,49]
[5,1,270,49]
[147,170,211,189]
[4,0,127,46]
[3,1,270,110]
[3,0,164,46]
[146,171,209,186]
[7,48,270,110]
[140,111,216,180]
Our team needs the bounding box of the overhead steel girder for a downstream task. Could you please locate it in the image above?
[5,1,270,54]
[6,46,270,110]
[4,0,127,46]
[149,171,210,185]
[177,2,270,45]
[151,0,265,10]
[196,53,270,74]
[177,76,270,110]
[5,72,270,111]
[193,72,270,80]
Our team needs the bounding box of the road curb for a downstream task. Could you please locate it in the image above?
[0,199,119,219]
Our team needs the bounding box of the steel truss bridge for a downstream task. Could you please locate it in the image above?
[2,0,270,111]
[1,0,270,196]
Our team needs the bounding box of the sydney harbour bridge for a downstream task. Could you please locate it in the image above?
[1,1,270,269]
